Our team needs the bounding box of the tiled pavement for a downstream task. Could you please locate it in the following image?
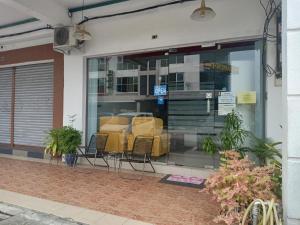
[0,189,151,225]
[0,201,86,225]
[0,157,219,225]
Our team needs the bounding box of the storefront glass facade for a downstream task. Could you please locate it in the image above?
[86,41,263,168]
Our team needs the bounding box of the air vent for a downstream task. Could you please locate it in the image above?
[53,26,77,53]
[55,27,69,46]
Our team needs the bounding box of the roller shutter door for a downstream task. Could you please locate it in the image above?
[14,63,53,146]
[0,68,12,144]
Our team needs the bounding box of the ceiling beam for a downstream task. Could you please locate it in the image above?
[69,0,129,14]
[0,0,71,26]
[0,18,39,30]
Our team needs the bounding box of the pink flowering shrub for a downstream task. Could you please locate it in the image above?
[204,150,278,225]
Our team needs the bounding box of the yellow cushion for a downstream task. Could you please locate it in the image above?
[132,117,163,136]
[104,131,127,153]
[99,116,130,153]
[100,124,128,132]
[100,116,129,127]
[128,117,169,157]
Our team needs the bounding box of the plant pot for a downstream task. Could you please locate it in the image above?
[65,153,76,167]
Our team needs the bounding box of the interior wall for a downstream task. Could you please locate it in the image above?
[62,0,282,143]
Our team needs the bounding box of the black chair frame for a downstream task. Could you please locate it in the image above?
[75,133,109,169]
[118,135,155,177]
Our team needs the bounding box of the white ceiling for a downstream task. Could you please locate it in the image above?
[0,0,198,44]
[0,0,137,44]
[58,0,109,9]
[0,0,130,29]
[0,2,32,25]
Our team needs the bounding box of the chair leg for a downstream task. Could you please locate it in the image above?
[124,153,137,171]
[102,156,110,172]
[73,154,78,168]
[118,152,126,174]
[148,155,156,173]
[93,153,97,166]
[128,161,137,171]
[92,153,110,171]
[118,159,122,174]
[140,154,146,179]
[118,154,126,178]
[128,158,155,174]
[83,156,94,167]
[114,155,117,171]
[118,153,138,180]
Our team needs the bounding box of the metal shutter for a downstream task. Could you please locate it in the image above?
[14,63,53,146]
[0,68,12,144]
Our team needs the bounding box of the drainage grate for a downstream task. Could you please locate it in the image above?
[0,211,12,221]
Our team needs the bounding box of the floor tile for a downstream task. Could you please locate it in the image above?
[71,208,106,225]
[123,219,154,225]
[95,214,128,225]
[0,157,219,225]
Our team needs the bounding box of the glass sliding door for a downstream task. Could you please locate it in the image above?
[167,50,218,168]
[166,42,263,168]
[86,40,263,168]
[86,52,170,158]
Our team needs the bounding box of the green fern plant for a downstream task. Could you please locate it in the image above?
[45,128,62,157]
[240,134,282,165]
[45,126,82,157]
[201,110,248,154]
[202,136,217,155]
[59,126,82,154]
[220,110,248,150]
[270,159,282,198]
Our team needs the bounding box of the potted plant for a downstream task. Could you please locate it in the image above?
[45,126,82,166]
[239,134,282,166]
[60,126,82,167]
[201,110,248,167]
[202,135,218,168]
[204,150,280,225]
[45,128,63,159]
[219,110,248,151]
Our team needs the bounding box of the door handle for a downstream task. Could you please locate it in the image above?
[206,92,212,114]
[207,99,210,113]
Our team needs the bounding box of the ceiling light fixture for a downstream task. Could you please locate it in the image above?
[190,0,216,21]
[73,0,92,41]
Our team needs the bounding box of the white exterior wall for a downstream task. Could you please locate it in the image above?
[266,19,283,142]
[282,0,300,224]
[64,53,85,129]
[266,76,283,142]
[62,0,282,144]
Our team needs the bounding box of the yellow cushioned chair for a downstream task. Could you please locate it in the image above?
[99,116,129,153]
[127,117,169,157]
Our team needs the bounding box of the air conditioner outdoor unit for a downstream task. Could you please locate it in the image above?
[53,26,78,53]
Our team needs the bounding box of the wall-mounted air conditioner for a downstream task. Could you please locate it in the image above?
[53,26,78,54]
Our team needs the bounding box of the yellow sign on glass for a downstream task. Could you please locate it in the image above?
[237,91,256,104]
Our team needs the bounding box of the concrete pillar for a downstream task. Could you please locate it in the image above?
[283,0,300,224]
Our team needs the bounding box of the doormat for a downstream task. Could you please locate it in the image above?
[160,175,206,189]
